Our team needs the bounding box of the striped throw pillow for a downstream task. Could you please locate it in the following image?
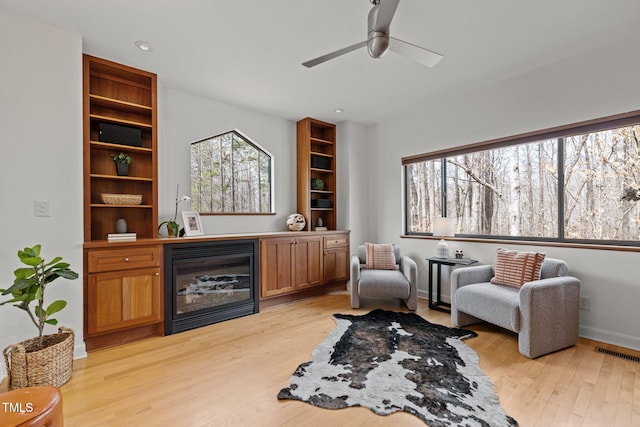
[490,248,546,288]
[365,243,397,270]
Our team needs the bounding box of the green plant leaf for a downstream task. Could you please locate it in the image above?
[35,305,43,318]
[43,257,63,268]
[20,256,42,267]
[57,270,79,280]
[3,277,37,294]
[44,318,58,325]
[35,286,43,301]
[46,300,67,316]
[14,267,35,280]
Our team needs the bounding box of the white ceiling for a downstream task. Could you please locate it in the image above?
[3,0,640,124]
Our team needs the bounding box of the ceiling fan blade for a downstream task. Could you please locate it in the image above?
[372,0,400,32]
[302,41,367,68]
[389,37,443,68]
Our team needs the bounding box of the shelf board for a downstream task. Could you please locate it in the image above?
[89,94,152,114]
[311,167,333,173]
[90,204,153,208]
[310,151,333,158]
[90,140,153,153]
[311,190,334,194]
[90,173,153,182]
[89,114,153,129]
[310,137,334,145]
[311,208,334,211]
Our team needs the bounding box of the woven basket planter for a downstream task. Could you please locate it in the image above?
[3,327,74,390]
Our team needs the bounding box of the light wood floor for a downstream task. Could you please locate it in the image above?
[3,292,640,426]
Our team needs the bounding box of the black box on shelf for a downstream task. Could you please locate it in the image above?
[98,122,143,147]
[311,155,331,170]
[311,199,332,208]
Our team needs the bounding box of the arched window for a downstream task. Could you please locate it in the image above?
[191,130,273,214]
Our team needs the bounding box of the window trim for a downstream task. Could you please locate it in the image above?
[402,109,640,247]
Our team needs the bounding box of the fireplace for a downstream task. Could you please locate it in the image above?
[164,239,259,334]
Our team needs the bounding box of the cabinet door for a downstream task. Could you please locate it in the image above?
[294,236,323,290]
[324,248,349,283]
[260,238,295,298]
[87,267,161,335]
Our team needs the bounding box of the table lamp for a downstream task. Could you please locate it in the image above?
[433,217,456,258]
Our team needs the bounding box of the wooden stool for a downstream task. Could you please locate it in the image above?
[0,386,63,427]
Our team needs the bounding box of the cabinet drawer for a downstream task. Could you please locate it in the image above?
[88,246,160,273]
[324,235,349,249]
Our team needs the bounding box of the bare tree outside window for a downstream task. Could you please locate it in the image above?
[404,121,640,245]
[191,130,272,214]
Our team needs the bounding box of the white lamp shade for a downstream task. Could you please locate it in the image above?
[433,217,456,237]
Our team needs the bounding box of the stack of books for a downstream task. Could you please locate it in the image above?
[107,233,137,242]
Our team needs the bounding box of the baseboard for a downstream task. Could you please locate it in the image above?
[74,342,87,360]
[417,290,451,304]
[579,325,640,352]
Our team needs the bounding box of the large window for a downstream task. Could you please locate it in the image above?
[404,112,640,246]
[191,130,273,214]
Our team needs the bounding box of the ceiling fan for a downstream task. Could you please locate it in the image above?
[302,0,443,68]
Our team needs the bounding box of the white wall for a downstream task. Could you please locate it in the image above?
[158,87,297,234]
[336,121,371,254]
[367,32,640,351]
[0,9,85,378]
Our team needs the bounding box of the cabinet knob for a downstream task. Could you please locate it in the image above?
[124,257,129,262]
[155,272,159,276]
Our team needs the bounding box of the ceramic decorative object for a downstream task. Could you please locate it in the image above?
[115,218,128,233]
[287,213,306,231]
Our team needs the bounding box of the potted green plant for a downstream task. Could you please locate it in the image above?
[159,185,192,237]
[1,244,79,389]
[111,152,132,176]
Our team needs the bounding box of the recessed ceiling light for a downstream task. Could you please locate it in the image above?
[335,108,344,114]
[134,40,153,52]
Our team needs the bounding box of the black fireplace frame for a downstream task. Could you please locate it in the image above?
[164,239,259,335]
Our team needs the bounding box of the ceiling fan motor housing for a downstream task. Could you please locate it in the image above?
[368,31,389,58]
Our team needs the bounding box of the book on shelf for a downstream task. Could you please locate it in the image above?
[107,233,137,242]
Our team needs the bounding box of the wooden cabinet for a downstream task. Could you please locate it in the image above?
[323,233,350,283]
[83,55,160,351]
[260,235,323,298]
[84,245,163,350]
[259,232,349,302]
[297,118,337,231]
[83,55,158,241]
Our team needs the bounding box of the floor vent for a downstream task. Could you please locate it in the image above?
[595,347,640,363]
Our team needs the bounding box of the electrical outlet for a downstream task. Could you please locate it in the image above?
[34,200,51,217]
[580,296,590,311]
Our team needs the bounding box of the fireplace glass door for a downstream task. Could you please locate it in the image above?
[174,254,251,316]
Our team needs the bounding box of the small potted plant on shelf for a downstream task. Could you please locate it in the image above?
[1,244,79,389]
[111,152,132,176]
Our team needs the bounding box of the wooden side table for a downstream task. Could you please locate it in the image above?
[426,257,478,312]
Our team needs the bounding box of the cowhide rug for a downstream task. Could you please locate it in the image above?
[278,309,517,426]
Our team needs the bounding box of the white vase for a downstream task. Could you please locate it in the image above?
[436,239,449,258]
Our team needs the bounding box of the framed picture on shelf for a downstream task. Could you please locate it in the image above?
[181,211,204,236]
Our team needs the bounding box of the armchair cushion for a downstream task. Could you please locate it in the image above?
[358,269,411,299]
[455,282,521,331]
[364,242,396,270]
[490,247,545,288]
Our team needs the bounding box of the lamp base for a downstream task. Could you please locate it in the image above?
[436,239,450,258]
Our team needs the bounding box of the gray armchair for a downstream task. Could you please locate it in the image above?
[350,245,417,310]
[451,258,580,358]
